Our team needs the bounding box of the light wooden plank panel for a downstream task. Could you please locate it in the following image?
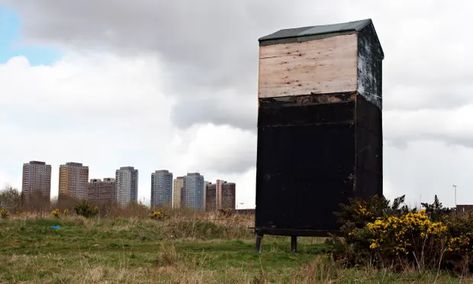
[258,33,358,98]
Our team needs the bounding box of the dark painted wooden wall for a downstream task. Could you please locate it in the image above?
[256,23,383,236]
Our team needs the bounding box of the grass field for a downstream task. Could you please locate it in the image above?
[0,213,468,283]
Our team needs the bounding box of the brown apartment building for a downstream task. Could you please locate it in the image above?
[205,179,236,211]
[205,182,217,211]
[22,161,51,205]
[59,162,89,201]
[220,182,236,210]
[88,178,116,204]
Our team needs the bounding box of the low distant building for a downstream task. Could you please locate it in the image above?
[173,176,184,209]
[457,205,473,213]
[22,161,51,205]
[88,178,116,204]
[151,170,173,208]
[205,182,217,211]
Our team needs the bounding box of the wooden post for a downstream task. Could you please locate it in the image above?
[256,233,263,253]
[291,236,297,253]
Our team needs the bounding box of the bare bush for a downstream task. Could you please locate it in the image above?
[0,186,22,213]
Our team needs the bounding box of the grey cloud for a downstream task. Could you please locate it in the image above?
[384,84,473,111]
[200,150,256,175]
[1,0,335,130]
[171,93,257,130]
[384,105,473,150]
[4,0,293,89]
[5,0,473,206]
[383,140,473,207]
[6,0,473,116]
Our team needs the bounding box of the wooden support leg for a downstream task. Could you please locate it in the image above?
[256,233,263,253]
[291,236,297,253]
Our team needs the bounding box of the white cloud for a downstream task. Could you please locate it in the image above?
[2,0,473,208]
[385,105,473,148]
[384,140,473,208]
[175,123,256,174]
[0,54,256,204]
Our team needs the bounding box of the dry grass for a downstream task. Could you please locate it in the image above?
[0,212,469,283]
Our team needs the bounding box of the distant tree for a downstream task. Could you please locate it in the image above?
[0,185,22,213]
[22,191,51,213]
[56,194,81,210]
[421,194,451,221]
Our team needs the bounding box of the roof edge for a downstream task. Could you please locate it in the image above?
[259,19,372,42]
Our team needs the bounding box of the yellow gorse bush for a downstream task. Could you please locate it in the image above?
[0,207,8,219]
[355,204,373,218]
[51,208,61,218]
[447,235,470,253]
[366,210,447,254]
[149,209,167,221]
[332,195,473,273]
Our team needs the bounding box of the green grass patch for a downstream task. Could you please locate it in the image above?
[0,217,468,283]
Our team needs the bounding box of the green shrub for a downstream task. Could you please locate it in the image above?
[155,244,180,266]
[0,186,21,213]
[420,195,451,222]
[442,212,473,274]
[218,208,233,217]
[74,201,99,218]
[168,220,226,239]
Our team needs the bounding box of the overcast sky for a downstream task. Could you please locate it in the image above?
[1,0,473,208]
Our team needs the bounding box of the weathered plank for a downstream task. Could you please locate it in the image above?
[258,33,358,98]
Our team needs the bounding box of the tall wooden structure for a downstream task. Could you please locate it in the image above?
[255,19,384,251]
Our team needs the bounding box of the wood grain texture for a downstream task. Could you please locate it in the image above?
[258,33,358,98]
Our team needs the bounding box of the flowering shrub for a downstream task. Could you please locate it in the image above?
[149,209,167,221]
[51,208,61,218]
[442,212,473,273]
[330,195,473,273]
[367,211,447,250]
[365,210,448,269]
[0,207,8,219]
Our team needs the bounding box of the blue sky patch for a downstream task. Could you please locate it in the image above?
[0,6,61,66]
